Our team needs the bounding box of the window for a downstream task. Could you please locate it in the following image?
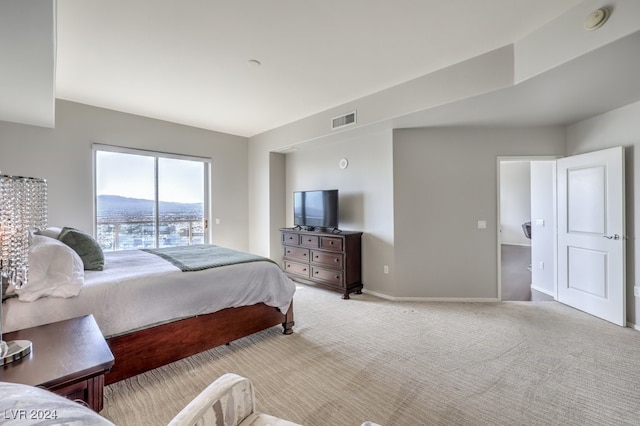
[94,144,210,251]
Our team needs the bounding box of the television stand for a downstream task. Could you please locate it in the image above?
[280,228,362,298]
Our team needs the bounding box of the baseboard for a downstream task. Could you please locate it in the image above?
[626,322,640,331]
[362,289,498,302]
[531,285,555,298]
[364,289,640,331]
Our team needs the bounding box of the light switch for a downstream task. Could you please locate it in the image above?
[477,220,487,229]
[535,219,545,227]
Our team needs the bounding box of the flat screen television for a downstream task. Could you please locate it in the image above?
[294,189,338,229]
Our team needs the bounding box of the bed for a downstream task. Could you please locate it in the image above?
[2,233,296,385]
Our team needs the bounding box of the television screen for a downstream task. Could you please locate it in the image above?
[294,190,338,229]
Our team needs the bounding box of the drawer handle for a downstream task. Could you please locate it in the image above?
[335,275,340,279]
[303,253,307,256]
[330,241,334,245]
[334,258,339,262]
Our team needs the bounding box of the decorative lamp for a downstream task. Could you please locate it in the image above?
[0,174,48,365]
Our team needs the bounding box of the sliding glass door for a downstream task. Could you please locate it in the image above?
[94,145,210,251]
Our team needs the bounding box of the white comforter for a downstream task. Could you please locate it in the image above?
[2,250,295,337]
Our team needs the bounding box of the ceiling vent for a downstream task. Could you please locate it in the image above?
[331,111,356,130]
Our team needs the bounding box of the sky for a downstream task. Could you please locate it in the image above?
[96,151,205,204]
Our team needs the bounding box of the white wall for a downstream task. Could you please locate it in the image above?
[500,161,531,246]
[530,161,557,297]
[284,130,395,296]
[567,99,640,327]
[393,127,566,300]
[515,0,640,83]
[0,100,250,251]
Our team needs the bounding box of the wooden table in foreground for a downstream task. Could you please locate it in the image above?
[0,315,114,412]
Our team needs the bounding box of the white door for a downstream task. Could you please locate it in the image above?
[557,146,625,326]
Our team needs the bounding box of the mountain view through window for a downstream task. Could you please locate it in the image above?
[95,149,208,251]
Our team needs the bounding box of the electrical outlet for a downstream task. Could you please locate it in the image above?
[539,261,544,270]
[383,265,389,274]
[635,287,640,297]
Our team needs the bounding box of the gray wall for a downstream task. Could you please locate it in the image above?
[393,127,566,300]
[0,0,55,128]
[284,130,395,296]
[247,46,515,261]
[0,100,250,251]
[567,99,640,326]
[278,126,566,300]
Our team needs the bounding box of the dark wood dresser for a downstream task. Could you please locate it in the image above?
[281,228,363,298]
[0,315,114,412]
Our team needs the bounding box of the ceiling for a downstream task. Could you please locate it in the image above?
[53,0,589,138]
[392,29,640,130]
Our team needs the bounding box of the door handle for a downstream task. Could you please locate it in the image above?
[603,234,621,240]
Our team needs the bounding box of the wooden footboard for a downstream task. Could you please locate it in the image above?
[104,301,294,385]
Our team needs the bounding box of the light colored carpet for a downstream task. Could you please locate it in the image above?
[101,285,640,426]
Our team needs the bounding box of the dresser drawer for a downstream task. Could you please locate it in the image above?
[284,261,310,278]
[283,246,310,262]
[320,236,343,251]
[280,228,362,299]
[312,266,343,286]
[300,234,319,248]
[282,232,299,246]
[311,250,343,269]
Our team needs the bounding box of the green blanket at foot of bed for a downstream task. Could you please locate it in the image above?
[142,244,274,272]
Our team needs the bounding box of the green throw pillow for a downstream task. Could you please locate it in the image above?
[58,227,105,271]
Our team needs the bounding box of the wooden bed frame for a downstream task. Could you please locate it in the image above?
[104,301,294,385]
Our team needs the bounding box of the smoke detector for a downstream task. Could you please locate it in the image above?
[584,8,610,31]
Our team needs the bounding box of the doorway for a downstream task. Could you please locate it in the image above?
[499,160,533,300]
[498,157,557,302]
[498,148,625,326]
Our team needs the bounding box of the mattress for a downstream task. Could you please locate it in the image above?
[2,249,295,337]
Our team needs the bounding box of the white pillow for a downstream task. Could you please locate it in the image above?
[35,226,63,239]
[14,234,85,302]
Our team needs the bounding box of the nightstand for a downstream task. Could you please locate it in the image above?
[0,315,114,412]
